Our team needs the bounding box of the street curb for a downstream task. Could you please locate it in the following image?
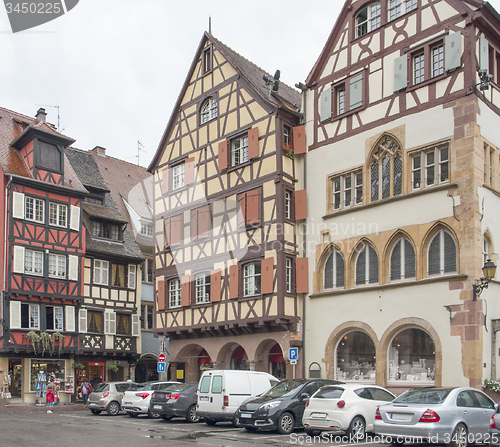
[0,404,87,413]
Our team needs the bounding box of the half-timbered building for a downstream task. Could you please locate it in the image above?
[303,0,500,392]
[149,33,306,382]
[66,147,143,384]
[0,107,86,403]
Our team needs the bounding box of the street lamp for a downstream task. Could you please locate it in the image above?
[473,259,497,300]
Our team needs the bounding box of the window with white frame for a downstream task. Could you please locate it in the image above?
[337,86,346,115]
[169,278,181,307]
[196,273,211,304]
[25,250,43,276]
[128,265,137,289]
[25,196,44,223]
[46,306,63,331]
[324,249,345,289]
[413,52,425,84]
[432,43,445,77]
[243,262,261,297]
[427,229,457,276]
[49,202,67,227]
[21,303,39,329]
[286,258,293,293]
[231,135,249,167]
[390,238,416,281]
[370,136,402,201]
[355,244,379,285]
[142,258,153,283]
[93,260,109,285]
[284,125,291,145]
[285,190,292,220]
[141,304,154,330]
[48,253,66,278]
[172,163,185,190]
[200,97,218,124]
[388,0,417,21]
[140,222,153,237]
[332,170,363,211]
[411,145,449,189]
[355,2,381,38]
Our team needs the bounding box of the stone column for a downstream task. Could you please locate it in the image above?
[247,360,256,371]
[169,362,177,382]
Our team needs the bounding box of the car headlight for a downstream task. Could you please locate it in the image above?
[259,401,280,411]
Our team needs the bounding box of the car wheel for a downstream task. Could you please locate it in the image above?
[90,409,101,415]
[106,401,120,416]
[449,423,468,447]
[347,416,366,440]
[245,427,258,432]
[127,412,138,418]
[148,408,160,419]
[232,414,239,428]
[276,412,295,435]
[305,428,322,436]
[204,418,217,426]
[186,405,201,423]
[161,415,173,421]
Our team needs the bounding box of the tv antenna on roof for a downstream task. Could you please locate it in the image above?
[263,70,281,99]
[137,141,147,166]
[35,104,61,131]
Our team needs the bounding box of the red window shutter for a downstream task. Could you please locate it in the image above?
[296,258,309,293]
[181,275,191,307]
[229,265,239,299]
[295,189,307,220]
[248,127,259,159]
[198,205,211,238]
[238,193,246,228]
[185,157,195,184]
[245,189,261,225]
[261,257,274,294]
[157,280,165,310]
[161,168,170,194]
[293,125,306,155]
[164,218,171,248]
[170,215,182,246]
[218,140,228,170]
[191,208,199,240]
[211,270,221,302]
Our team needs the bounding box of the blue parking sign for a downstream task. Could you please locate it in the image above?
[289,348,298,360]
[157,362,166,372]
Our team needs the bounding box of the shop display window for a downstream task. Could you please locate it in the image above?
[388,328,435,383]
[336,331,376,382]
[30,359,65,392]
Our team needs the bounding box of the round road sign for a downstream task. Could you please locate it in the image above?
[158,354,166,362]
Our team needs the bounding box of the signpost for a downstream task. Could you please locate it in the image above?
[158,353,166,374]
[289,348,298,378]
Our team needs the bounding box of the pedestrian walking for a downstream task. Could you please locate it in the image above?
[81,378,91,407]
[46,378,56,413]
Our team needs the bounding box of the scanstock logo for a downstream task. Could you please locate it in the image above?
[3,0,79,33]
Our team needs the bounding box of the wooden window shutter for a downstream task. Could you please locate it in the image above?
[105,311,116,335]
[211,270,221,302]
[445,32,461,72]
[293,125,306,155]
[349,74,363,109]
[246,189,261,225]
[13,246,25,274]
[164,218,171,247]
[295,189,307,220]
[191,208,199,240]
[157,280,166,310]
[248,127,259,159]
[229,265,239,299]
[10,301,21,330]
[185,157,195,184]
[320,88,332,122]
[218,140,228,171]
[181,275,192,307]
[78,308,87,333]
[161,168,170,194]
[68,255,78,281]
[238,193,246,228]
[12,191,25,220]
[394,55,408,92]
[198,205,211,238]
[70,205,80,231]
[480,35,489,72]
[296,258,309,293]
[170,215,182,246]
[65,306,75,332]
[132,314,140,336]
[261,257,274,294]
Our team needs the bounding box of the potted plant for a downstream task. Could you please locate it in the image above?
[72,362,84,370]
[52,332,64,356]
[26,331,40,353]
[39,332,52,356]
[107,363,119,373]
[283,143,294,159]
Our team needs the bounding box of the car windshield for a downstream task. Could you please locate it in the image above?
[314,387,345,399]
[128,384,149,391]
[261,380,304,398]
[94,383,109,393]
[393,388,452,404]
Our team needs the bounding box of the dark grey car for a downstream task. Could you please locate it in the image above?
[150,383,200,423]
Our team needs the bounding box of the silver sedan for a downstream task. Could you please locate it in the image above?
[373,387,496,447]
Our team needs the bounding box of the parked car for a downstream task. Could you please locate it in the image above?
[236,379,340,434]
[88,381,136,416]
[302,383,396,438]
[150,382,200,422]
[374,387,496,446]
[197,370,279,426]
[489,403,500,446]
[122,381,179,418]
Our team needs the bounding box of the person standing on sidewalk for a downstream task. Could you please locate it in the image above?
[81,379,90,407]
[46,378,56,413]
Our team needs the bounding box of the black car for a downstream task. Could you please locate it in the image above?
[236,379,341,434]
[150,382,200,423]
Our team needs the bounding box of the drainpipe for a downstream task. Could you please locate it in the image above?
[2,176,12,338]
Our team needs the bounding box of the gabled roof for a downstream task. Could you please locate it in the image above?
[65,147,109,192]
[148,33,302,172]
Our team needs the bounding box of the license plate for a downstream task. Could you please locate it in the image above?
[311,413,327,419]
[389,413,412,422]
[153,405,162,410]
[240,413,252,418]
[89,403,96,407]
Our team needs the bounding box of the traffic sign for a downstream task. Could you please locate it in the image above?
[157,362,166,372]
[290,359,297,365]
[158,354,166,362]
[289,347,298,361]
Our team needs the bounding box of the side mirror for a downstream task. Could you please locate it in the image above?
[301,393,310,400]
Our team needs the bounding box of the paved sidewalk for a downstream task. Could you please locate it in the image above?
[0,403,87,413]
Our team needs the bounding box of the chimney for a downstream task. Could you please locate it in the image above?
[92,146,106,156]
[35,108,47,123]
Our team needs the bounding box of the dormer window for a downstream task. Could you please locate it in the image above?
[91,220,121,241]
[356,2,381,38]
[200,98,217,124]
[38,141,62,172]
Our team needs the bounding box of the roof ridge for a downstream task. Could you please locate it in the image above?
[89,149,150,171]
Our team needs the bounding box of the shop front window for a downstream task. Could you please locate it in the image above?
[30,359,66,392]
[388,328,435,383]
[336,331,376,382]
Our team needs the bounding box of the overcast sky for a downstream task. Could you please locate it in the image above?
[1,0,499,168]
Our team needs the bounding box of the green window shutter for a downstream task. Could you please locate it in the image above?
[319,88,332,122]
[445,32,461,71]
[394,55,408,92]
[349,74,363,109]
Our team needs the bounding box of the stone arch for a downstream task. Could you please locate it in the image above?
[217,342,249,370]
[421,221,459,278]
[318,243,346,291]
[379,317,442,386]
[171,343,216,382]
[383,229,418,282]
[255,338,286,377]
[349,237,380,287]
[135,352,159,383]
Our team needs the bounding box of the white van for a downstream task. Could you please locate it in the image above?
[196,370,279,425]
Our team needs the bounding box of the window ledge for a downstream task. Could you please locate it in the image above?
[407,72,448,92]
[309,274,467,298]
[323,183,457,220]
[482,184,500,198]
